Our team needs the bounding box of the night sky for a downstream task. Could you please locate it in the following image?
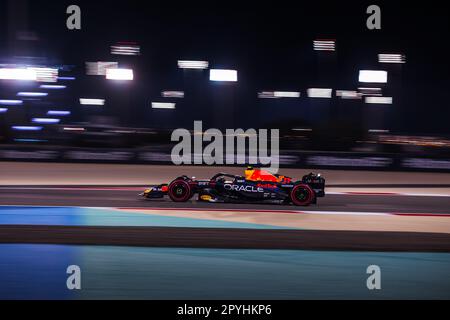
[0,0,449,134]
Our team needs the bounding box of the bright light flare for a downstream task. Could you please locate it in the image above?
[359,70,388,83]
[209,69,238,82]
[105,68,134,81]
[0,68,36,81]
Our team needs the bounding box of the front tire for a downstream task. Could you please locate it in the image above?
[290,184,315,206]
[168,179,193,202]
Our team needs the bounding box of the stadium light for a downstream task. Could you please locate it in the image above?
[209,69,238,82]
[40,85,66,89]
[313,39,336,51]
[365,96,393,104]
[378,54,406,64]
[0,68,36,81]
[58,76,76,81]
[32,118,61,124]
[47,110,71,116]
[336,90,362,99]
[111,44,140,56]
[307,88,333,98]
[12,126,43,131]
[29,67,58,82]
[258,91,301,98]
[178,60,209,69]
[152,102,176,109]
[359,70,388,83]
[162,91,184,98]
[86,62,118,76]
[79,98,105,105]
[0,108,7,113]
[0,100,23,105]
[105,68,133,81]
[17,92,48,97]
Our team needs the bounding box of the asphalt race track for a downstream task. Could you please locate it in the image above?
[0,186,449,214]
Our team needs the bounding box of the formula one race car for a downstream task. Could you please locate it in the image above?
[140,167,325,206]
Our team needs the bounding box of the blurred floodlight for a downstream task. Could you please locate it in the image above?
[12,126,43,131]
[0,99,23,105]
[111,44,140,56]
[47,110,71,116]
[0,108,7,113]
[313,40,335,51]
[336,90,362,99]
[365,96,393,104]
[177,60,209,69]
[79,98,105,105]
[63,127,85,131]
[17,92,48,97]
[0,68,36,80]
[258,91,300,98]
[378,54,406,64]
[86,62,118,76]
[358,87,382,96]
[106,68,134,81]
[210,69,238,82]
[30,68,58,82]
[307,88,332,98]
[359,70,388,83]
[152,102,176,109]
[40,84,66,89]
[58,76,76,81]
[162,91,184,98]
[369,129,390,133]
[32,118,60,124]
[274,91,300,98]
[111,45,140,56]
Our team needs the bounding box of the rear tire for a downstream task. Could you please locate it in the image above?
[168,179,193,202]
[290,184,314,206]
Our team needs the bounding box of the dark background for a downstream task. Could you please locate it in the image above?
[0,0,449,136]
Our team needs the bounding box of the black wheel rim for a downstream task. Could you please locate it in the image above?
[294,187,309,202]
[171,182,188,199]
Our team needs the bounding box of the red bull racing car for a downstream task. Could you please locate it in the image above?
[140,167,325,206]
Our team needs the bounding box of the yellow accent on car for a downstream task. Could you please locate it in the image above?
[144,188,152,194]
[200,195,212,201]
